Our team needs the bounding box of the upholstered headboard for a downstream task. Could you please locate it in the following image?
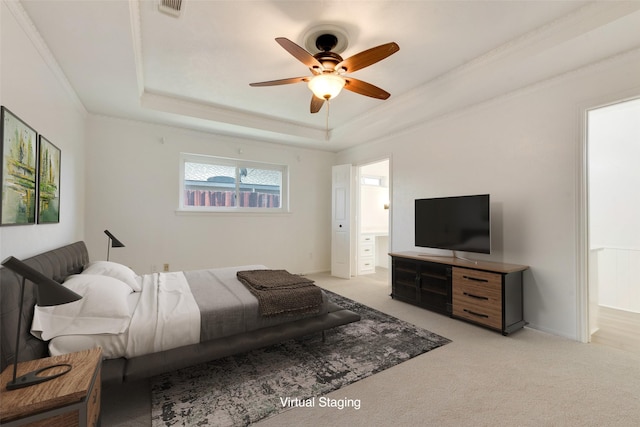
[0,241,89,373]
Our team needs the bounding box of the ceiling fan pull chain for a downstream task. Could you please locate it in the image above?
[325,100,330,140]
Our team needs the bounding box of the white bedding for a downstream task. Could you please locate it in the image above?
[43,263,326,360]
[126,271,200,358]
[32,274,133,340]
[49,293,139,358]
[43,271,200,358]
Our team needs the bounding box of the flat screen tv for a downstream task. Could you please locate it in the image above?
[415,194,491,254]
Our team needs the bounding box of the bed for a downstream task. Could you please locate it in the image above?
[0,241,360,386]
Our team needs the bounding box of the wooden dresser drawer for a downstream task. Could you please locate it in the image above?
[452,267,502,330]
[453,267,501,288]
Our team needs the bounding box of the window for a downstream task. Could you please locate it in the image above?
[361,175,384,186]
[179,153,288,212]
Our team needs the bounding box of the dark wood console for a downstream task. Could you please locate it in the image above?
[390,252,528,335]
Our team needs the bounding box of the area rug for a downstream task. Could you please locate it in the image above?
[150,291,451,426]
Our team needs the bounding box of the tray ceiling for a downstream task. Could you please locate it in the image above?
[16,1,640,151]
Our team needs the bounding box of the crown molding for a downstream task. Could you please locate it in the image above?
[339,45,640,154]
[140,90,328,143]
[128,0,331,146]
[332,2,640,147]
[5,0,87,116]
[123,0,640,150]
[129,0,144,97]
[416,1,640,90]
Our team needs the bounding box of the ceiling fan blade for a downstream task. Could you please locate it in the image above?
[275,37,322,70]
[249,77,308,87]
[336,42,399,73]
[310,95,325,114]
[343,77,391,100]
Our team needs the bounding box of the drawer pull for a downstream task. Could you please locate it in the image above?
[463,292,489,301]
[464,309,489,319]
[463,275,488,283]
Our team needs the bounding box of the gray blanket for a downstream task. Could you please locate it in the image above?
[183,266,328,342]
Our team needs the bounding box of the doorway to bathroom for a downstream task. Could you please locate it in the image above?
[587,97,640,353]
[356,159,390,278]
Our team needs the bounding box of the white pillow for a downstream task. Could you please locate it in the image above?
[82,261,141,292]
[31,274,133,341]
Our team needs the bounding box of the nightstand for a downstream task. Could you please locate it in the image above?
[0,347,102,427]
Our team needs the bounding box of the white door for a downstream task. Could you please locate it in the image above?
[331,164,352,278]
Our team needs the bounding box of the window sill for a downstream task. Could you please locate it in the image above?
[175,208,292,217]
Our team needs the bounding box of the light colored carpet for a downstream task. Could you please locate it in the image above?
[102,269,640,427]
[257,270,640,427]
[149,290,449,426]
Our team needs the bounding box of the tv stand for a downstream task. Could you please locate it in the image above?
[452,250,480,264]
[390,251,529,335]
[417,251,480,264]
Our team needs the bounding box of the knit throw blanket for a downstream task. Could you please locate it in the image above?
[236,270,323,317]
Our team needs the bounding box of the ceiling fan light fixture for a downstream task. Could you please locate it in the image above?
[308,74,345,100]
[250,36,398,114]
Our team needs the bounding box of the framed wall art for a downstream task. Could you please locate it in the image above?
[1,106,38,226]
[38,135,61,224]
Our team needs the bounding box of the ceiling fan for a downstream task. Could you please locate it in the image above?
[250,34,399,113]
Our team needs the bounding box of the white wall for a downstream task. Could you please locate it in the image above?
[360,185,389,233]
[338,51,640,340]
[593,248,640,313]
[0,1,86,261]
[84,115,336,275]
[359,159,389,233]
[3,0,639,341]
[589,98,640,250]
[588,98,640,313]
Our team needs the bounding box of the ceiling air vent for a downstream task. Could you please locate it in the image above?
[158,0,183,17]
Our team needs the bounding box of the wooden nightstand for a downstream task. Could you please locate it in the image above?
[0,347,102,427]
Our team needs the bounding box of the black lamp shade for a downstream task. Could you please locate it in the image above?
[104,230,125,248]
[1,257,81,306]
[36,279,83,307]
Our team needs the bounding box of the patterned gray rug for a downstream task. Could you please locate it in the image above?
[150,291,451,426]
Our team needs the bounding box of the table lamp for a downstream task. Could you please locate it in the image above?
[104,229,125,261]
[1,256,82,390]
